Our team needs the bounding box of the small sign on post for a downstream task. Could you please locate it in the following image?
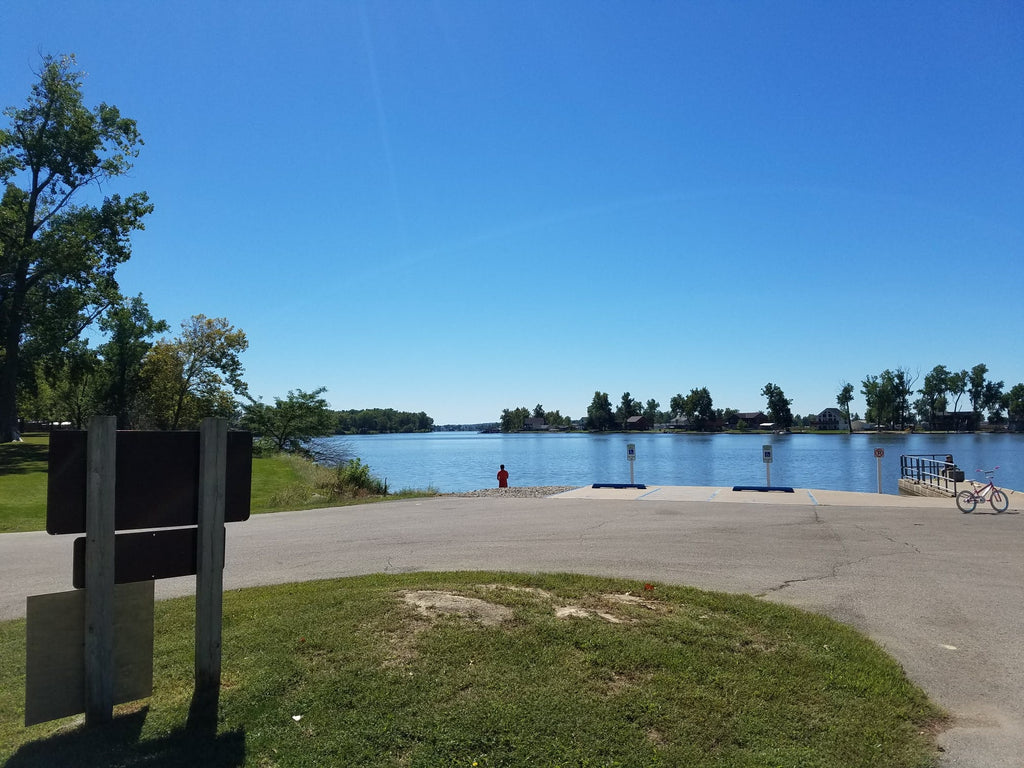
[874,447,885,494]
[763,444,773,486]
[626,443,636,484]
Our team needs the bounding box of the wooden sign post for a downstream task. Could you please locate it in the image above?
[84,416,116,726]
[196,417,227,703]
[26,418,251,728]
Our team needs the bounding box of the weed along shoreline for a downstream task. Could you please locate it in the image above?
[2,485,1023,766]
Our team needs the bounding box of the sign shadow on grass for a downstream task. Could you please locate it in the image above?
[5,707,246,768]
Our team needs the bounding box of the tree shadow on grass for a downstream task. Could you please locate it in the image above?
[4,707,246,768]
[0,442,48,476]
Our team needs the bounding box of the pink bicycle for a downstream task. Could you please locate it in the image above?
[956,467,1009,513]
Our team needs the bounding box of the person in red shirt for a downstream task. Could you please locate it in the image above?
[497,464,509,488]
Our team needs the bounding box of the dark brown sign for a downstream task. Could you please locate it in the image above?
[72,528,204,588]
[47,431,252,534]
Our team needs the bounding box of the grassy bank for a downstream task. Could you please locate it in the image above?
[0,572,944,767]
[0,434,433,533]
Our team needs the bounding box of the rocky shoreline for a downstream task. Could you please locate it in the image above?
[440,486,579,499]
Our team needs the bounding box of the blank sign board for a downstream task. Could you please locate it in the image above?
[46,431,252,534]
[25,582,154,726]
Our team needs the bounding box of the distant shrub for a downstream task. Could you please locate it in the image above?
[318,458,388,498]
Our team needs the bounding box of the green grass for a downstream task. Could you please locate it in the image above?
[0,572,944,767]
[0,434,436,532]
[0,434,49,533]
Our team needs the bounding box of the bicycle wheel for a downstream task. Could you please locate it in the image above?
[990,490,1009,513]
[956,490,977,513]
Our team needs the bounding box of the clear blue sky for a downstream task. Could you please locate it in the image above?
[3,1,1022,424]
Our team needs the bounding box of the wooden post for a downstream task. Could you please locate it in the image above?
[195,418,227,700]
[84,415,116,726]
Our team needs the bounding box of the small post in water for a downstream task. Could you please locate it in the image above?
[627,443,636,484]
[874,447,884,493]
[762,444,773,486]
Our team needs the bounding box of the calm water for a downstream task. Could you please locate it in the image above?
[314,432,1024,495]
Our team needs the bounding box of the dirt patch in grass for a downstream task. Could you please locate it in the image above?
[403,590,514,626]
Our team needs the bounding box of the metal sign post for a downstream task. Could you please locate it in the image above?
[762,444,773,486]
[874,447,885,493]
[627,443,636,484]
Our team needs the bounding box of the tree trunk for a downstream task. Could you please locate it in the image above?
[0,342,21,443]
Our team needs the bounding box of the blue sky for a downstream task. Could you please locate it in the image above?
[3,1,1022,424]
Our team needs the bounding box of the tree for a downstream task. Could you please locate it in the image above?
[889,367,917,430]
[615,392,640,429]
[669,393,686,419]
[967,363,1003,425]
[946,369,968,430]
[968,364,988,417]
[532,403,545,419]
[643,398,660,428]
[20,340,99,428]
[1002,383,1024,430]
[683,387,714,430]
[983,380,1005,423]
[586,391,616,431]
[242,387,335,452]
[761,382,793,429]
[95,295,167,427]
[1,54,152,442]
[836,382,854,433]
[499,406,529,432]
[544,409,567,428]
[137,314,248,429]
[916,365,949,428]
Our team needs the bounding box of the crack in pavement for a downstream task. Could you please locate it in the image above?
[852,523,923,554]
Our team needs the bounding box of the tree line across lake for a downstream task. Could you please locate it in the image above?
[500,367,1024,433]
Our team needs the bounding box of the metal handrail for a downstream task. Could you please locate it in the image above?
[900,454,961,494]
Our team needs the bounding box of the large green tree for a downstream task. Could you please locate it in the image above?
[586,391,616,431]
[615,392,640,429]
[761,382,793,430]
[683,387,714,431]
[137,314,248,429]
[0,54,151,442]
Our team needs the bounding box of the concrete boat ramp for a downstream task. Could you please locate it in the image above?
[552,483,1003,507]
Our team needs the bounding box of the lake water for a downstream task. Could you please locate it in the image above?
[313,432,1024,495]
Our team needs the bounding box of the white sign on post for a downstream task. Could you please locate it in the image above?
[762,445,773,463]
[627,443,636,484]
[762,444,773,486]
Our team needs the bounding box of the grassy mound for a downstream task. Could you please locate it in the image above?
[0,572,944,767]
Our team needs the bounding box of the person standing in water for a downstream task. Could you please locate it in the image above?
[497,464,509,488]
